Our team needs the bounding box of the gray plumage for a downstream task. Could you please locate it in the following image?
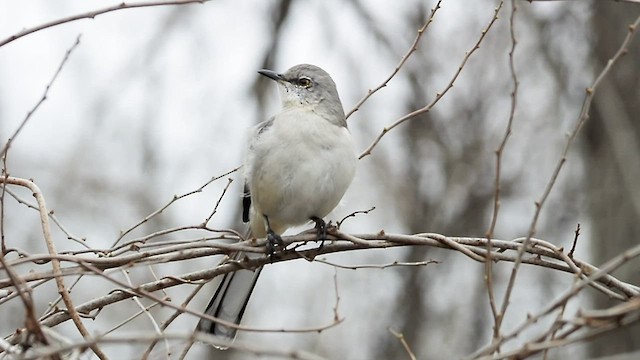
[198,64,356,344]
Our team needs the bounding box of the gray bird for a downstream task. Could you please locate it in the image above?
[198,64,356,342]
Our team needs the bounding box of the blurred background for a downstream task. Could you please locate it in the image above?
[1,0,639,359]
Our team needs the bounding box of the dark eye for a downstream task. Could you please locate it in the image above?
[298,77,312,87]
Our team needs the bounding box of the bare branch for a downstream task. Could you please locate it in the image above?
[486,0,519,343]
[0,1,207,48]
[0,176,108,359]
[0,35,81,158]
[389,328,417,360]
[495,12,640,345]
[115,166,240,246]
[359,1,505,159]
[345,0,443,120]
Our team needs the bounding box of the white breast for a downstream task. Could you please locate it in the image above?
[245,108,356,236]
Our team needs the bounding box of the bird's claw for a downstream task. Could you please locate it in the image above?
[266,230,285,261]
[311,217,328,249]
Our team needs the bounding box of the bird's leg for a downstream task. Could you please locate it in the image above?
[264,215,284,260]
[310,216,327,249]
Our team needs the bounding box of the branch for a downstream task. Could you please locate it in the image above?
[0,35,81,159]
[495,12,640,346]
[1,176,108,359]
[345,0,443,120]
[359,1,504,159]
[487,0,519,342]
[0,1,207,48]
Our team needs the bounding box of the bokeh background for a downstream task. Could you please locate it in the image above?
[1,0,639,359]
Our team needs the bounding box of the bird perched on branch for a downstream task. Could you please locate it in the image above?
[198,64,356,343]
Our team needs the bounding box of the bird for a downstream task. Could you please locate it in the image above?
[197,64,357,343]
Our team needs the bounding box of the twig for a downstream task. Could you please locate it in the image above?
[203,177,234,225]
[121,269,171,357]
[389,328,417,360]
[345,0,443,120]
[470,240,640,358]
[486,0,518,343]
[0,35,81,158]
[359,1,504,159]
[568,223,580,258]
[332,268,341,321]
[114,166,240,246]
[20,331,328,360]
[141,283,206,359]
[315,258,439,270]
[1,186,88,248]
[0,1,207,48]
[3,231,637,348]
[0,176,108,360]
[337,206,375,228]
[494,11,640,343]
[101,302,161,336]
[0,249,49,346]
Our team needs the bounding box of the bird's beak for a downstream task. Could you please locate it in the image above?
[258,69,284,82]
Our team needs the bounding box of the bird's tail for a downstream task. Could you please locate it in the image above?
[197,245,263,341]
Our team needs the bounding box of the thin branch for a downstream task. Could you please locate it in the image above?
[495,12,640,343]
[315,258,439,270]
[568,223,580,258]
[1,186,89,248]
[141,283,206,359]
[470,240,640,358]
[0,35,81,158]
[337,206,375,228]
[203,177,234,225]
[0,1,207,48]
[114,166,240,246]
[389,328,417,360]
[0,176,108,360]
[20,331,328,360]
[359,1,504,159]
[486,0,519,343]
[344,0,443,120]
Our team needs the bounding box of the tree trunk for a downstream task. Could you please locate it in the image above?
[585,3,640,357]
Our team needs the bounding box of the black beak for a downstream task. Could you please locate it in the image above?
[258,69,284,82]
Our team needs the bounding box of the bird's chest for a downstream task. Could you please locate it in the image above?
[258,116,342,166]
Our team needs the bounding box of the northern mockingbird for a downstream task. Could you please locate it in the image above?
[198,64,356,342]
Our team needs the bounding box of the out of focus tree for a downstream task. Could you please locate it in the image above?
[585,2,640,357]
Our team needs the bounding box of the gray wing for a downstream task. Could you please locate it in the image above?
[197,117,276,341]
[242,116,274,223]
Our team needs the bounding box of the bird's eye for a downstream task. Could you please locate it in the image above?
[298,77,312,88]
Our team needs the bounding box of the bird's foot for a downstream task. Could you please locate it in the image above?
[311,216,328,249]
[266,230,285,261]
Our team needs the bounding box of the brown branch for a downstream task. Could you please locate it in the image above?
[1,176,108,359]
[203,177,234,225]
[0,249,48,347]
[0,1,207,48]
[495,12,640,346]
[0,35,81,158]
[19,331,328,360]
[470,241,640,358]
[114,166,240,246]
[389,328,417,360]
[359,1,504,159]
[344,0,443,120]
[486,0,519,343]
